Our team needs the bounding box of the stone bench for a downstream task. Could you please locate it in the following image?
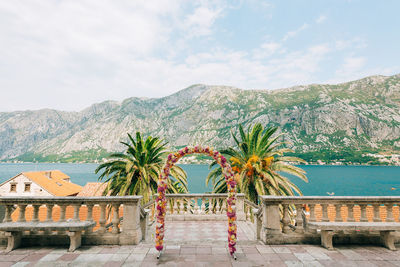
[308,222,400,250]
[0,220,96,252]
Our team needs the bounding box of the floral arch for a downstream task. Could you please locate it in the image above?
[155,145,237,256]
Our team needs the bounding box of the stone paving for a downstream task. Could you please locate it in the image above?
[1,243,400,267]
[0,220,400,266]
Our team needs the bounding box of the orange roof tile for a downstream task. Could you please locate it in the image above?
[77,182,107,197]
[22,170,82,196]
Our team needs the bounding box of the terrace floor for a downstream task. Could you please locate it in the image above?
[1,220,400,266]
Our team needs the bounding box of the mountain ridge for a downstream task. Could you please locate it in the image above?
[1,74,400,164]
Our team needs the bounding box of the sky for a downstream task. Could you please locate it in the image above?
[0,0,399,112]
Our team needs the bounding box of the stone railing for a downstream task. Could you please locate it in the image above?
[0,196,147,247]
[259,196,400,245]
[145,193,248,221]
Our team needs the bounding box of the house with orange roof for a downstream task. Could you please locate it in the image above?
[0,170,82,197]
[77,182,107,197]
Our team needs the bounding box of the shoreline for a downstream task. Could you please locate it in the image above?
[0,162,399,167]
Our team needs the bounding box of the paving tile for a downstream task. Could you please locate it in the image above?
[0,262,15,267]
[125,253,146,262]
[277,253,298,261]
[285,261,304,267]
[212,247,227,254]
[10,263,30,267]
[324,251,347,261]
[103,261,124,267]
[294,252,315,261]
[18,253,47,262]
[369,261,397,267]
[262,253,281,261]
[30,262,69,267]
[338,249,365,261]
[261,260,287,267]
[38,254,61,262]
[73,253,113,263]
[75,246,103,254]
[181,247,196,255]
[196,247,211,255]
[271,246,291,253]
[100,247,120,254]
[256,244,274,254]
[57,253,79,261]
[241,247,258,254]
[0,255,27,262]
[301,260,324,266]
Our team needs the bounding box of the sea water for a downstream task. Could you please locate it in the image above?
[0,163,399,196]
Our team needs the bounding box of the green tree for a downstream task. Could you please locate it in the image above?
[95,132,187,202]
[207,123,307,203]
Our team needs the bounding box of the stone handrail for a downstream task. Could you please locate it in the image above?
[0,196,146,246]
[144,193,247,221]
[259,196,400,244]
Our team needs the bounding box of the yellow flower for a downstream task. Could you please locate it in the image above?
[248,155,259,163]
[230,157,241,165]
[264,156,273,167]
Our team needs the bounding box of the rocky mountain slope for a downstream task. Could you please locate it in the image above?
[1,74,400,162]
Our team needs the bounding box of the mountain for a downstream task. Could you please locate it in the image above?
[1,74,400,164]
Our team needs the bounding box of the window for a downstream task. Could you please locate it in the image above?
[24,183,31,192]
[10,184,16,192]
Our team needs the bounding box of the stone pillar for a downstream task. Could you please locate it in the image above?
[236,194,246,221]
[119,198,143,245]
[261,202,282,243]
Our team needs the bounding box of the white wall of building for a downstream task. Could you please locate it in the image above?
[0,174,52,196]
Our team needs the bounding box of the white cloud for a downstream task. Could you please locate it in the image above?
[335,37,367,50]
[183,6,222,37]
[0,1,396,112]
[316,15,327,24]
[253,41,282,59]
[283,23,309,41]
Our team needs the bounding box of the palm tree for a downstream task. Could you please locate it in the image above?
[95,132,188,202]
[206,123,307,204]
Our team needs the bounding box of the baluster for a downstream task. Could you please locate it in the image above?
[46,204,54,222]
[347,204,355,222]
[216,199,221,215]
[209,198,215,214]
[386,204,394,222]
[335,204,342,222]
[295,204,304,233]
[372,204,380,222]
[166,199,171,215]
[32,205,40,222]
[3,205,13,222]
[360,204,368,222]
[184,198,189,214]
[179,199,185,214]
[321,204,329,222]
[194,198,200,214]
[221,199,227,214]
[111,204,120,234]
[282,204,290,233]
[18,204,27,222]
[309,204,316,222]
[246,205,251,221]
[98,203,106,233]
[72,204,80,221]
[86,204,94,222]
[201,198,206,215]
[173,199,178,214]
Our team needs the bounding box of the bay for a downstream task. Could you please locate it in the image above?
[0,163,399,196]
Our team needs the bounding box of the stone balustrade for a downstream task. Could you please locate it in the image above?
[259,196,400,245]
[0,196,147,247]
[145,193,247,221]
